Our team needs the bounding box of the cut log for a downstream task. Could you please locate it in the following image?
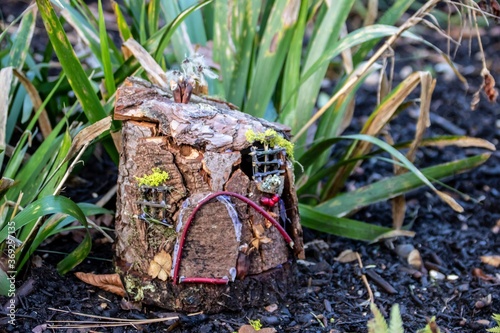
[114,77,303,313]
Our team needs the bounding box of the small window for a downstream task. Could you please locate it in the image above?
[249,146,286,182]
[137,185,174,226]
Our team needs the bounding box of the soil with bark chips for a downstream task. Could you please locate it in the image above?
[1,4,500,333]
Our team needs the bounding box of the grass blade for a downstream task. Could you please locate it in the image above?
[36,0,118,162]
[154,0,212,63]
[8,5,37,69]
[280,0,354,135]
[299,204,393,241]
[98,0,116,98]
[315,153,491,217]
[244,0,300,118]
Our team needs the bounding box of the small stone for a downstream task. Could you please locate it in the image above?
[262,316,280,326]
[265,304,278,313]
[297,313,314,324]
[323,299,332,313]
[429,270,445,280]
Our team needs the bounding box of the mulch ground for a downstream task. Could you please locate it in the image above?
[1,3,499,333]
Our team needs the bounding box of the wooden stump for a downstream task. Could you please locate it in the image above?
[114,77,304,313]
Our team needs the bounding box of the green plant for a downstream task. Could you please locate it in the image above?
[208,0,495,239]
[487,314,500,333]
[368,303,444,333]
[368,303,404,333]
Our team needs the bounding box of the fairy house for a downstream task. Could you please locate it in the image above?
[114,77,304,313]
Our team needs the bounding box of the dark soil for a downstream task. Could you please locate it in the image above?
[1,3,499,333]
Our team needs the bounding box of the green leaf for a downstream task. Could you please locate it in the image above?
[315,153,491,217]
[368,302,389,333]
[36,0,118,162]
[0,196,91,275]
[8,5,37,70]
[112,1,132,42]
[280,0,354,139]
[98,0,116,98]
[299,204,393,241]
[0,268,12,296]
[353,0,414,65]
[389,304,404,333]
[244,0,300,118]
[154,0,211,63]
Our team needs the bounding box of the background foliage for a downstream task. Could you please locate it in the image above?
[0,0,496,295]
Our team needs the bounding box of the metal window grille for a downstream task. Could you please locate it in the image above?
[249,146,286,181]
[137,185,173,225]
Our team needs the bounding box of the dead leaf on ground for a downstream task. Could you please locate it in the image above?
[480,255,500,267]
[334,249,358,263]
[74,272,126,297]
[238,324,277,333]
[148,250,172,281]
[408,249,423,269]
[471,268,497,281]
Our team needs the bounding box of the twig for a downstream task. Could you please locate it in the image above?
[355,252,374,303]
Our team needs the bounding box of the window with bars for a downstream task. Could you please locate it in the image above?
[137,185,174,226]
[249,146,286,181]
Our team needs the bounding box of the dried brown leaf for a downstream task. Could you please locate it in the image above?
[334,249,358,263]
[471,268,497,281]
[74,272,126,297]
[408,249,423,269]
[480,255,500,267]
[483,70,499,103]
[436,190,463,213]
[148,250,172,281]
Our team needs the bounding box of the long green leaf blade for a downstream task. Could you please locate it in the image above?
[36,0,118,162]
[299,204,393,241]
[98,0,116,97]
[315,153,491,217]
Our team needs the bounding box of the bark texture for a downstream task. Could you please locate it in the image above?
[114,77,303,313]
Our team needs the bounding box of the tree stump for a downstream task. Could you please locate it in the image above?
[114,77,304,313]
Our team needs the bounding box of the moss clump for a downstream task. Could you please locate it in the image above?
[124,275,156,302]
[245,129,294,161]
[135,167,169,187]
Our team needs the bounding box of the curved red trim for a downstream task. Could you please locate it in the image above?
[173,191,294,284]
[180,277,229,284]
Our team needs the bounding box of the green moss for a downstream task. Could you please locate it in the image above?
[135,167,169,187]
[249,319,263,330]
[124,275,156,302]
[245,129,294,161]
